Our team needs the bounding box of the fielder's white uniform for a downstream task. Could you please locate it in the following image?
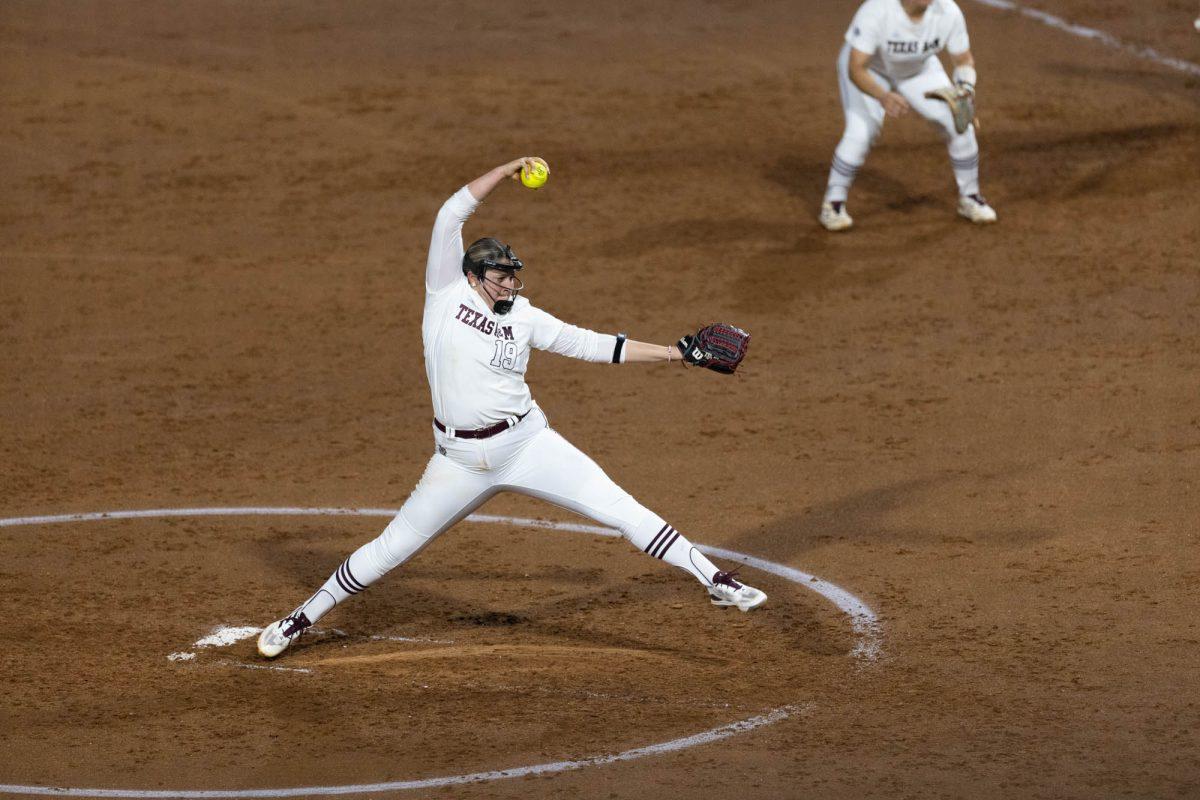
[824,0,982,204]
[282,187,732,628]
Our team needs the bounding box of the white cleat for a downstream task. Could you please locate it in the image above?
[958,193,998,224]
[819,201,853,232]
[257,612,312,659]
[708,570,768,612]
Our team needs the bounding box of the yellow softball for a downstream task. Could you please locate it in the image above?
[520,160,549,189]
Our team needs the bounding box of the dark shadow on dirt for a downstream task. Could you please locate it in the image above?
[724,475,1056,561]
[988,122,1199,201]
[1048,63,1200,102]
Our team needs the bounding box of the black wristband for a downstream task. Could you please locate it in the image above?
[677,334,697,365]
[612,333,627,364]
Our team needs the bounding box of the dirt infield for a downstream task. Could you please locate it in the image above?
[2,1,1198,798]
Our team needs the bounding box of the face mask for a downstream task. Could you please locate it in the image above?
[478,271,524,315]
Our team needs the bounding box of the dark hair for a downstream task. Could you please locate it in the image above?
[462,237,523,278]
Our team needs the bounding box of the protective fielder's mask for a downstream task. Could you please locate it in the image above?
[463,242,524,315]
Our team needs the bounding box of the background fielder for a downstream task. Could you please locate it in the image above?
[819,0,997,231]
[258,157,765,658]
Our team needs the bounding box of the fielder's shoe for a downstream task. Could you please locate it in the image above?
[958,193,997,224]
[709,570,768,612]
[819,201,853,232]
[257,611,312,659]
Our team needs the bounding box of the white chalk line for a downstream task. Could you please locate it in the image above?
[215,661,313,675]
[0,506,879,798]
[168,624,453,666]
[168,624,352,667]
[194,625,260,648]
[970,0,1200,77]
[0,507,882,654]
[368,634,453,644]
[0,507,401,527]
[0,706,800,799]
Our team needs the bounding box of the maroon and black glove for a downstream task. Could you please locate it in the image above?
[677,323,750,374]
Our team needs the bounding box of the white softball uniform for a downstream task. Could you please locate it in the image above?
[847,0,969,82]
[290,186,723,625]
[824,0,982,203]
[423,188,625,431]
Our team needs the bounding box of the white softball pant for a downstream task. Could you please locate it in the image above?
[296,408,723,622]
[825,42,980,202]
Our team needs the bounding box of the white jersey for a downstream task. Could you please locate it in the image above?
[845,0,969,82]
[421,187,620,430]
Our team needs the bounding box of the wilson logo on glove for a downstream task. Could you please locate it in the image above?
[676,323,751,374]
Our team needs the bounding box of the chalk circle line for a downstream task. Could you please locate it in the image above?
[0,506,881,798]
[969,0,1200,78]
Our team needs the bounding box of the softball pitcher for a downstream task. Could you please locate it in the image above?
[819,0,997,231]
[258,157,765,658]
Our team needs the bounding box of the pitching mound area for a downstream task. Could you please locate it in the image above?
[1,512,860,792]
[3,0,1198,796]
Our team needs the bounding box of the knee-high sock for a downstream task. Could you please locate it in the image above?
[948,127,981,196]
[294,511,434,624]
[823,155,860,204]
[824,117,875,204]
[625,512,721,587]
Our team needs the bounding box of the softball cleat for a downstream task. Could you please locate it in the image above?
[257,611,312,658]
[958,193,997,224]
[708,570,768,612]
[819,201,853,232]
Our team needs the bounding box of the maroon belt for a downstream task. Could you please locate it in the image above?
[434,410,530,440]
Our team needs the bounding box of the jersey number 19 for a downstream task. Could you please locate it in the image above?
[490,340,518,370]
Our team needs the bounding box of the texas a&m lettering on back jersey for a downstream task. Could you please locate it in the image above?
[846,0,969,81]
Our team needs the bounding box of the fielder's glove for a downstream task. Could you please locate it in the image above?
[924,85,976,134]
[677,323,750,374]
